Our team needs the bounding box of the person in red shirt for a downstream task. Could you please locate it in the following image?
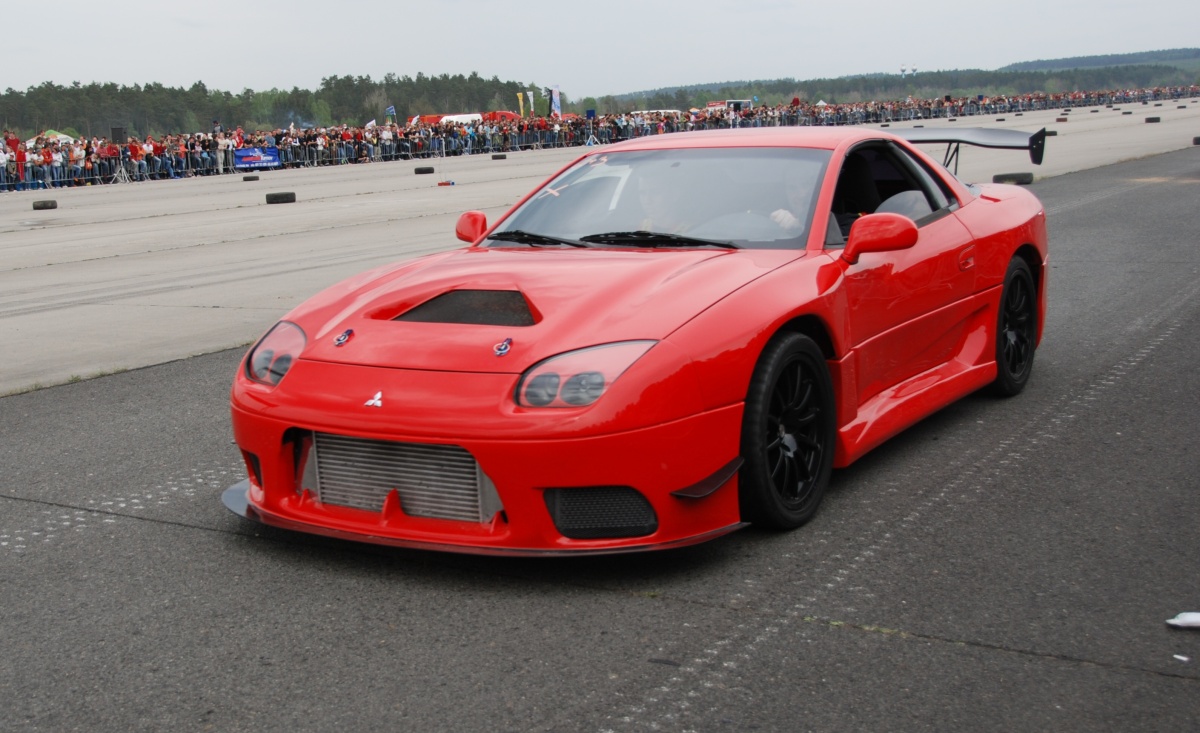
[14,143,27,190]
[39,145,55,189]
[127,138,148,181]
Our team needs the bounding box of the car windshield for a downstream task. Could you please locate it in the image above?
[486,147,831,250]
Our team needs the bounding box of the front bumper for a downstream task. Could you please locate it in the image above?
[227,396,748,555]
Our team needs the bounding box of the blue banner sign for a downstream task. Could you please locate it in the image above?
[234,147,282,169]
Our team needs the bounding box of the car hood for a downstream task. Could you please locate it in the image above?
[289,246,802,373]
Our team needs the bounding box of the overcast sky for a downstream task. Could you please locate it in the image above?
[7,1,1198,99]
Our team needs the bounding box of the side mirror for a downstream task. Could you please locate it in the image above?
[455,210,488,243]
[841,213,919,265]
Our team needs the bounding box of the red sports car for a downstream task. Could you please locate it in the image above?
[223,126,1048,555]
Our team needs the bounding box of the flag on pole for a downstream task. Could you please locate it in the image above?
[517,93,525,118]
[385,105,395,116]
[551,86,561,119]
[526,91,535,117]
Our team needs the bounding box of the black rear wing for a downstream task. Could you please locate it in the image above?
[894,127,1046,174]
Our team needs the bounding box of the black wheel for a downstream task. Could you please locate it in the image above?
[33,200,57,210]
[991,257,1037,396]
[739,332,836,529]
[414,166,435,175]
[265,192,296,204]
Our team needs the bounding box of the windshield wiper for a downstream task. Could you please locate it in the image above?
[488,230,592,248]
[579,231,740,249]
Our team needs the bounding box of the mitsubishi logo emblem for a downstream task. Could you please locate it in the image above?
[364,391,383,408]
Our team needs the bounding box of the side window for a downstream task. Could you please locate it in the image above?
[831,145,938,238]
[890,143,956,212]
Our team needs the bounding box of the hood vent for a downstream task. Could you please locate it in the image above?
[394,289,537,326]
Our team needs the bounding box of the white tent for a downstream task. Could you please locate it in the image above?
[26,129,75,147]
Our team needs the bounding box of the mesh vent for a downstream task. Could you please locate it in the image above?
[395,290,535,326]
[543,487,658,539]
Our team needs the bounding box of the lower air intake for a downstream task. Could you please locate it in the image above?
[309,432,501,523]
[543,487,657,539]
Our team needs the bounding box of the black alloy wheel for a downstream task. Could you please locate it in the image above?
[739,332,835,529]
[992,257,1037,396]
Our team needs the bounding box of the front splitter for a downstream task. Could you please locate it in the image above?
[220,481,746,557]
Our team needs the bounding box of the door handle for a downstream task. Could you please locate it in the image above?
[958,245,976,271]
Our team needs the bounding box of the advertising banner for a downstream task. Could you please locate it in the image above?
[235,147,282,169]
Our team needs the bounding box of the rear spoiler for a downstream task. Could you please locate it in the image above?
[894,127,1046,174]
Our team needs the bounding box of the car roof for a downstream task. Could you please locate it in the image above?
[602,126,892,153]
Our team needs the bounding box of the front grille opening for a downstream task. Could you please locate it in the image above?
[543,487,658,539]
[394,290,537,326]
[303,432,502,523]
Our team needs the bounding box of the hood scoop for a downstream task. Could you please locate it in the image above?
[393,289,538,327]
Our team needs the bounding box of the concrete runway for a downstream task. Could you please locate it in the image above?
[1,103,1199,732]
[1,100,1198,395]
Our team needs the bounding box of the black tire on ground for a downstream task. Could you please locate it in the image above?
[739,332,836,529]
[1122,111,1133,115]
[1056,117,1068,122]
[993,172,1034,185]
[1146,117,1160,123]
[991,257,1037,397]
[414,166,435,174]
[491,154,507,160]
[243,175,259,182]
[265,192,296,204]
[914,125,924,128]
[32,200,57,211]
[1091,109,1099,113]
[995,118,1005,121]
[1015,112,1023,116]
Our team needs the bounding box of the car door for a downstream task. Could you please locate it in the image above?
[832,143,980,406]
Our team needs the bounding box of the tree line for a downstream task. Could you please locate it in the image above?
[2,62,1196,140]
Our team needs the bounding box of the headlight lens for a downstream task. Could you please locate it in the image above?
[245,321,306,386]
[516,341,655,408]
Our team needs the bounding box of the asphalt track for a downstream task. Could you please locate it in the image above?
[1,105,1199,731]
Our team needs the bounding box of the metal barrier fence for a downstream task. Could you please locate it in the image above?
[4,87,1197,190]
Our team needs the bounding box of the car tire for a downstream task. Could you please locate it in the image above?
[243,175,260,181]
[33,200,57,210]
[266,192,296,204]
[991,257,1037,397]
[415,166,435,174]
[739,332,835,529]
[993,172,1034,185]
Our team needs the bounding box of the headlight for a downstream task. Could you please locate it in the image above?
[516,341,655,408]
[245,321,306,386]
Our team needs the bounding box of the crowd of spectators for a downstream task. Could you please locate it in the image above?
[2,85,1196,192]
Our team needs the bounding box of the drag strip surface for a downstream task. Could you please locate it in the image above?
[1,146,1199,732]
